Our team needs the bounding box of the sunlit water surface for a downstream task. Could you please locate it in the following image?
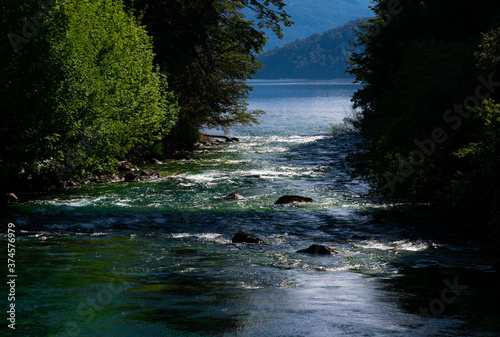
[1,79,499,337]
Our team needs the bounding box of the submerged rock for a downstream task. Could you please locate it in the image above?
[90,173,120,184]
[65,180,78,187]
[223,192,245,200]
[124,173,142,182]
[274,195,315,205]
[141,169,160,179]
[232,231,266,244]
[297,244,338,255]
[118,160,139,172]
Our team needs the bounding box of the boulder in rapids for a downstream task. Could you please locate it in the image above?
[297,244,338,255]
[124,172,142,182]
[274,195,315,205]
[141,169,160,179]
[232,231,266,244]
[223,192,245,200]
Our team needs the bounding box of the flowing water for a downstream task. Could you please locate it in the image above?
[2,79,500,337]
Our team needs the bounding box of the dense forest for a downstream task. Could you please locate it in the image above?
[258,0,372,50]
[257,20,363,79]
[347,0,500,240]
[0,0,292,194]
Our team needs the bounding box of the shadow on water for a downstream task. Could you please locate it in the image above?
[345,206,500,334]
[125,274,246,335]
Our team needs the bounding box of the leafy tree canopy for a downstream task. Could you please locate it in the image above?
[347,0,500,239]
[123,0,293,148]
[0,0,178,189]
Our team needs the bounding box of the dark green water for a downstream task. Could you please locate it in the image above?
[2,79,500,336]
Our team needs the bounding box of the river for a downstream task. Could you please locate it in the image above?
[2,79,500,336]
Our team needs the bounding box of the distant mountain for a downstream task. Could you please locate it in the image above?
[257,19,364,79]
[258,0,373,50]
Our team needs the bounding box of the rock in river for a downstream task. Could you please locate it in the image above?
[124,173,142,182]
[223,192,245,200]
[118,160,139,172]
[232,231,266,244]
[274,195,315,205]
[141,169,160,179]
[297,244,338,255]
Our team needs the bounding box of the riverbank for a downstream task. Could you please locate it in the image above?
[1,132,239,206]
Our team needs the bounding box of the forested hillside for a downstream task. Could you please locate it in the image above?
[348,0,500,240]
[258,20,362,79]
[261,0,372,50]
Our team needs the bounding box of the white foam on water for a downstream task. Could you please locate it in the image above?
[184,172,221,183]
[90,232,109,236]
[170,232,231,244]
[113,198,135,207]
[47,202,79,210]
[205,159,249,164]
[240,169,299,179]
[357,241,396,251]
[357,240,431,252]
[392,240,430,251]
[236,135,327,148]
[239,283,264,289]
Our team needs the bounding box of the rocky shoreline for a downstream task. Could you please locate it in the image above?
[1,133,239,205]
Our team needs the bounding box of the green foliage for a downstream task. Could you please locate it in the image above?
[258,20,364,79]
[329,121,357,137]
[124,0,292,149]
[0,0,178,188]
[347,0,500,238]
[454,99,500,240]
[476,28,500,75]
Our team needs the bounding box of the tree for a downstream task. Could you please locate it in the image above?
[0,0,178,190]
[347,0,500,237]
[124,0,293,149]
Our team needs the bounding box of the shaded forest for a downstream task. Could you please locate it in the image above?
[347,0,500,241]
[258,20,363,79]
